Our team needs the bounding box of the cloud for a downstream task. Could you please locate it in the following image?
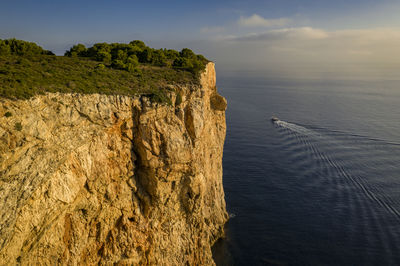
[200,26,225,34]
[238,14,290,28]
[229,27,329,41]
[225,27,400,51]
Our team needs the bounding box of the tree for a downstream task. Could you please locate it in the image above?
[111,59,126,70]
[129,40,146,50]
[1,38,53,56]
[127,55,139,67]
[65,44,87,57]
[138,48,153,63]
[0,41,11,55]
[116,49,127,61]
[197,54,208,64]
[96,51,111,63]
[180,48,196,59]
[61,40,207,74]
[126,63,136,72]
[126,45,142,56]
[165,49,179,61]
[190,59,204,74]
[151,50,167,66]
[173,57,193,69]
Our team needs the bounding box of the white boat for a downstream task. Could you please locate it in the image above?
[271,116,279,122]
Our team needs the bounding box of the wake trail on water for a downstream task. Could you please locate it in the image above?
[273,119,400,222]
[297,123,400,147]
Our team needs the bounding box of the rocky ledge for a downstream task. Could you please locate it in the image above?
[0,63,228,265]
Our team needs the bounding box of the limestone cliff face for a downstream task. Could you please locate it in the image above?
[0,63,228,265]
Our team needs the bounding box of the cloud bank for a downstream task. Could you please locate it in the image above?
[200,26,400,76]
[197,13,400,76]
[226,27,400,59]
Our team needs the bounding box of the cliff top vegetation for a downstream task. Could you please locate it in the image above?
[0,39,209,101]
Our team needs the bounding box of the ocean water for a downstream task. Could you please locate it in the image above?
[212,73,400,265]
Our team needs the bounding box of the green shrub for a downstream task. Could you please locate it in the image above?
[15,122,22,131]
[173,57,193,69]
[96,51,111,63]
[149,89,171,105]
[95,63,106,70]
[16,58,31,65]
[175,92,182,106]
[0,42,11,55]
[116,50,127,61]
[126,63,136,72]
[0,38,54,56]
[127,55,139,67]
[151,50,167,66]
[180,48,196,59]
[65,44,87,57]
[67,81,76,89]
[4,111,12,117]
[111,59,126,70]
[132,67,142,76]
[129,40,146,50]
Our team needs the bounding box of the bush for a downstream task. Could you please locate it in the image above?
[165,49,179,61]
[175,92,182,106]
[65,44,87,57]
[15,122,22,131]
[0,42,11,55]
[149,89,171,105]
[96,51,111,63]
[151,50,167,66]
[180,48,196,59]
[4,111,12,117]
[116,50,127,61]
[129,40,146,50]
[95,63,106,70]
[0,38,54,56]
[138,48,153,63]
[173,57,193,69]
[126,63,136,72]
[127,55,139,67]
[111,59,126,70]
[132,67,142,75]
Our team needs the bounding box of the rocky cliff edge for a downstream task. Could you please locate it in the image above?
[0,62,228,265]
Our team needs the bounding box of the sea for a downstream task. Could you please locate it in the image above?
[212,71,400,265]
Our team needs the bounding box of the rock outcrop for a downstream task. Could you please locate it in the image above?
[0,63,228,265]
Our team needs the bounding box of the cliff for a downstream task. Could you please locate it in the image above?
[0,62,228,265]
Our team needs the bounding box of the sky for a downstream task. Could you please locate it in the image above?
[2,0,400,76]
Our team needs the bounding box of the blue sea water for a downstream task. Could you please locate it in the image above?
[212,72,400,265]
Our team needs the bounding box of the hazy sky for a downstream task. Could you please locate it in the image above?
[2,0,400,75]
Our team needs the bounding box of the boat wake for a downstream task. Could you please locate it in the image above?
[274,120,320,137]
[273,119,400,222]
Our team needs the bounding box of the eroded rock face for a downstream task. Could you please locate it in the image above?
[0,63,228,265]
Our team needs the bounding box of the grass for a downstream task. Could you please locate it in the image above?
[0,54,200,102]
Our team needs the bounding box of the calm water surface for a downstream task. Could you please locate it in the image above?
[212,73,400,265]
